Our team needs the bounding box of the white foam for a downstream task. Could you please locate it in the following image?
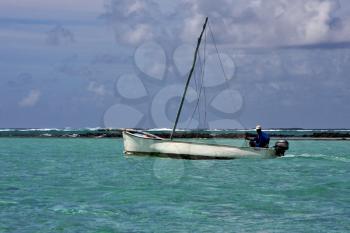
[284,153,326,158]
[147,128,173,131]
[85,127,102,131]
[284,153,350,162]
[18,128,61,132]
[0,129,14,132]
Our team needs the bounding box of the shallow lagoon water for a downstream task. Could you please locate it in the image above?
[0,138,349,232]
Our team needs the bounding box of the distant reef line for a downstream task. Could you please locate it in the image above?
[0,128,349,139]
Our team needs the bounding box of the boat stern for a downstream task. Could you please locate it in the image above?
[273,140,289,156]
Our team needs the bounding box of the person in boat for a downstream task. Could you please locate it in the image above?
[248,125,270,148]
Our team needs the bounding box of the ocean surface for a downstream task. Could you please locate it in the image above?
[1,136,349,232]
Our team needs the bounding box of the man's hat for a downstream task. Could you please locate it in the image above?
[255,125,262,130]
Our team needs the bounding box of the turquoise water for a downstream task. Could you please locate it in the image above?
[0,138,349,232]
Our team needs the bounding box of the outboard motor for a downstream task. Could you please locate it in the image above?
[274,140,289,156]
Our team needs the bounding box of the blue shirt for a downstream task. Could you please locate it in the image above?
[255,131,270,147]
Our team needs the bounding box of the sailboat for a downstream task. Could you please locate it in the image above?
[122,17,289,159]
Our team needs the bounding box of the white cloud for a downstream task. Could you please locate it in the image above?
[87,82,107,96]
[121,24,154,45]
[180,13,205,42]
[103,0,183,46]
[182,0,346,46]
[302,1,333,43]
[18,90,41,107]
[104,0,350,47]
[127,1,146,15]
[0,0,105,14]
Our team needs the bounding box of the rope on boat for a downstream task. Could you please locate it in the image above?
[186,26,208,131]
[186,18,241,137]
[208,21,239,114]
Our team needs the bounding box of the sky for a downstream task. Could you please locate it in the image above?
[0,0,349,129]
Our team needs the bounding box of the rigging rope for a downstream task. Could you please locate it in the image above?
[186,19,238,132]
[208,21,241,128]
[208,21,230,84]
[186,28,208,130]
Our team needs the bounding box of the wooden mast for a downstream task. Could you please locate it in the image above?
[170,17,208,140]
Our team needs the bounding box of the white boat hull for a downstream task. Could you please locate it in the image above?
[122,131,278,159]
